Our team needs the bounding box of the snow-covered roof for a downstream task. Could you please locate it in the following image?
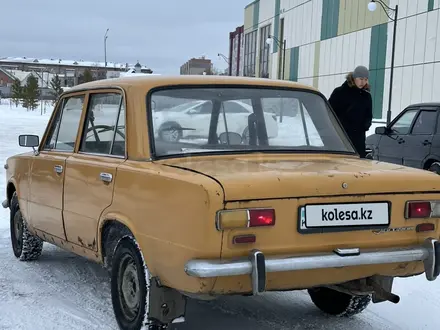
[6,69,59,88]
[0,56,151,71]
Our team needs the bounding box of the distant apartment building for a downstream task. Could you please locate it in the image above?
[0,57,153,87]
[180,57,213,75]
[228,25,245,76]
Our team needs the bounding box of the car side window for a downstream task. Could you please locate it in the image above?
[411,110,437,135]
[390,109,418,135]
[190,102,212,114]
[44,95,84,151]
[79,92,125,156]
[222,101,250,113]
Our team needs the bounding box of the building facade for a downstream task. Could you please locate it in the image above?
[180,57,213,75]
[229,25,245,76]
[241,0,440,120]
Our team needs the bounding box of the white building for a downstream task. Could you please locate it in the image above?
[240,0,440,121]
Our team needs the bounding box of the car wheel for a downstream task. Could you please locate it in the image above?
[111,235,164,330]
[307,287,371,317]
[158,122,182,142]
[428,162,440,174]
[9,192,43,261]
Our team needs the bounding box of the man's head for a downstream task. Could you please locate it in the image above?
[352,65,369,89]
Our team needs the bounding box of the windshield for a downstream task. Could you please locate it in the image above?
[148,87,355,157]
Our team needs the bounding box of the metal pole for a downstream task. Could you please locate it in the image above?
[280,40,286,123]
[104,28,109,67]
[386,5,398,126]
[282,40,286,80]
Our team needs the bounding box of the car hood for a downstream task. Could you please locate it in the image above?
[159,154,440,201]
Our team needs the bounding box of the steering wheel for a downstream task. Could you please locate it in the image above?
[85,125,125,142]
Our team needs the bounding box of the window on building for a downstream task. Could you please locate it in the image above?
[259,24,271,78]
[244,30,257,77]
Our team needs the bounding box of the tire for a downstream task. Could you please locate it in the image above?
[111,235,164,330]
[9,192,43,261]
[307,287,371,317]
[428,162,440,174]
[158,122,182,142]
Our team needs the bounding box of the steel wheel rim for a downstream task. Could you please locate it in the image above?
[117,253,141,321]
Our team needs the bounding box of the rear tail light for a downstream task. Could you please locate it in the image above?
[249,209,275,227]
[216,208,275,230]
[405,200,440,219]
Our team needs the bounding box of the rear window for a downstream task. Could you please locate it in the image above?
[148,86,355,158]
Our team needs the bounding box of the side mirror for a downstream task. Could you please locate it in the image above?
[218,132,243,145]
[375,126,388,135]
[19,134,39,148]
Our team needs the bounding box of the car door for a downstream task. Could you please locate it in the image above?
[62,90,126,250]
[28,94,85,239]
[402,108,438,169]
[428,108,440,162]
[184,101,212,138]
[376,108,419,165]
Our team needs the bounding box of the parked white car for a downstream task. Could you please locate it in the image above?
[152,100,279,143]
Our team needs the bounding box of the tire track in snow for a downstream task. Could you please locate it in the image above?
[0,229,118,329]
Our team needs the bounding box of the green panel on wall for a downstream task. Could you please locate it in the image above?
[289,47,300,81]
[284,48,292,80]
[244,5,254,30]
[273,0,281,53]
[329,0,341,38]
[253,0,260,30]
[369,23,388,119]
[428,0,435,11]
[321,0,340,40]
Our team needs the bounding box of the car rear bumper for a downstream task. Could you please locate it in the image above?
[184,238,440,294]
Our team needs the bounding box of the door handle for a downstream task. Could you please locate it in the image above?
[100,172,113,183]
[398,138,405,144]
[54,165,63,174]
[423,140,432,146]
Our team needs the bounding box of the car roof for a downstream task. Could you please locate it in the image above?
[406,102,440,108]
[65,75,319,94]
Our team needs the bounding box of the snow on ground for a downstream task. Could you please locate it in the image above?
[1,99,440,329]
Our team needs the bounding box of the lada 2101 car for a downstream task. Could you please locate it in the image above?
[3,75,440,330]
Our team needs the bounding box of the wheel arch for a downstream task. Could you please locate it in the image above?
[98,213,138,268]
[423,157,440,170]
[6,181,16,204]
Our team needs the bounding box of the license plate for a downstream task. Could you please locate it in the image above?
[304,202,389,228]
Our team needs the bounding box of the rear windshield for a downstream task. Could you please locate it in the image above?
[147,86,355,158]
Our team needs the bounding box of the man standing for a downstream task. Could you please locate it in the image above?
[328,66,373,158]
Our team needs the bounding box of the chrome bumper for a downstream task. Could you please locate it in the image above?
[184,238,440,295]
[2,199,9,209]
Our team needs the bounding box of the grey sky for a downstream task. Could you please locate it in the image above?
[1,0,250,74]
